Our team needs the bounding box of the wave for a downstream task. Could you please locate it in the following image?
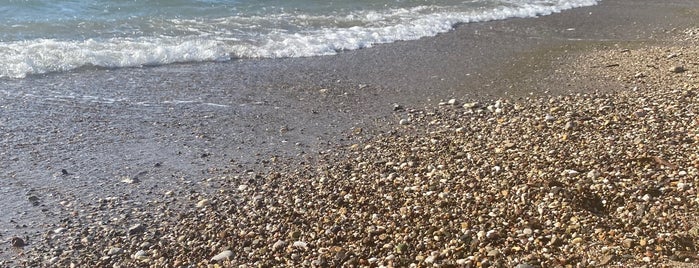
[0,0,598,79]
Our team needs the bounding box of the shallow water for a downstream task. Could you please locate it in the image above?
[0,0,598,78]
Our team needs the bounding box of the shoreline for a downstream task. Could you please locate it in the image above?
[1,0,699,266]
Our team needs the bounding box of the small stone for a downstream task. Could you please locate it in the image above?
[196,199,210,208]
[599,254,614,265]
[27,195,40,206]
[399,119,410,125]
[121,177,140,184]
[54,227,66,233]
[352,128,363,136]
[640,238,647,246]
[571,237,583,245]
[563,169,580,176]
[293,241,308,250]
[670,66,686,73]
[425,255,436,263]
[564,121,577,130]
[211,250,234,261]
[487,249,499,257]
[544,114,555,122]
[523,228,533,236]
[587,170,601,179]
[393,104,404,111]
[447,99,458,105]
[11,237,25,247]
[107,247,123,256]
[515,264,536,268]
[622,238,634,249]
[272,240,287,251]
[289,230,301,239]
[133,250,148,260]
[463,102,479,109]
[395,243,408,254]
[128,224,146,235]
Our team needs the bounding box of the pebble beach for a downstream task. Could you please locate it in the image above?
[4,24,698,267]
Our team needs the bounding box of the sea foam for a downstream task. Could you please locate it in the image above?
[0,0,598,79]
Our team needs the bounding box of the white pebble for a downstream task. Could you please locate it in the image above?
[292,241,308,250]
[211,250,234,261]
[196,199,210,208]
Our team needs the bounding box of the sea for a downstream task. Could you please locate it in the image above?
[0,0,598,79]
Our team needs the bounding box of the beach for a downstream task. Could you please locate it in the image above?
[1,0,699,266]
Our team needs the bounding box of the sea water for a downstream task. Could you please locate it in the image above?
[0,0,598,79]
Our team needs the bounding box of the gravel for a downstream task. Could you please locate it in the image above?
[5,28,699,268]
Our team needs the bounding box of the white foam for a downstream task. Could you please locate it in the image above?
[0,0,598,79]
[1,37,230,78]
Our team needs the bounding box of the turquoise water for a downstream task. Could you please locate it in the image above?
[0,0,598,78]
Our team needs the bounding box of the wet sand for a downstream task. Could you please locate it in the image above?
[1,0,698,265]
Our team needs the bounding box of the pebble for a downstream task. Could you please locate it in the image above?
[587,169,601,179]
[292,241,308,250]
[196,199,210,208]
[463,102,479,109]
[11,237,25,247]
[121,177,140,184]
[211,250,234,261]
[599,254,614,265]
[515,264,537,268]
[128,223,146,235]
[272,240,287,251]
[133,250,148,260]
[670,66,686,73]
[107,247,122,256]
